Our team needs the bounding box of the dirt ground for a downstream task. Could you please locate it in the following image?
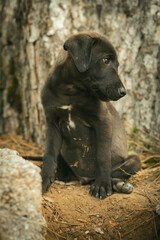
[0,134,159,240]
[42,169,160,240]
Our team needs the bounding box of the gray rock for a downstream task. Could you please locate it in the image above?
[0,148,45,240]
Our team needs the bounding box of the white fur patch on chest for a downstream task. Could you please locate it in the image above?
[59,105,72,110]
[59,105,76,130]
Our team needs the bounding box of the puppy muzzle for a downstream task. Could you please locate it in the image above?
[90,84,126,101]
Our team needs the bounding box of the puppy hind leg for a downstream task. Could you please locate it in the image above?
[112,155,141,179]
[111,155,141,194]
[112,178,133,194]
[56,155,76,182]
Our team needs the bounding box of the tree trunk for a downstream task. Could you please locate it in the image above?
[0,0,159,145]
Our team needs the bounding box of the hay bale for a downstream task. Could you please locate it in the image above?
[0,148,45,240]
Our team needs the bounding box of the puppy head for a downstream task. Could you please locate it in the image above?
[64,32,126,101]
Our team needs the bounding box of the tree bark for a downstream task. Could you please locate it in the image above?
[0,0,159,145]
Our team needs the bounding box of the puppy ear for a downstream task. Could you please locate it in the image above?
[63,34,95,72]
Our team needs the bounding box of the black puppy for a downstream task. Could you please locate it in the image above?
[41,32,141,199]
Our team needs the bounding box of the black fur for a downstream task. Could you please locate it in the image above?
[41,32,141,199]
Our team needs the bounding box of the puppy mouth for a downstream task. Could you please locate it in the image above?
[94,90,120,102]
[110,95,122,101]
[99,95,111,101]
[99,95,120,102]
[90,86,123,102]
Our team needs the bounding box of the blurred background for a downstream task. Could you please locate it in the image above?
[0,0,159,146]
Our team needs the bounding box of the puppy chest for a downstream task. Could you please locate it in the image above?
[58,105,91,132]
[60,124,96,178]
[58,105,76,131]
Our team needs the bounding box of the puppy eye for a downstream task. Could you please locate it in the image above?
[103,57,111,64]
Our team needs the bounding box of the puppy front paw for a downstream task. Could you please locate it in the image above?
[89,180,113,199]
[42,176,54,194]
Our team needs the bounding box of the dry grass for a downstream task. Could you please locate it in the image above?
[128,126,160,172]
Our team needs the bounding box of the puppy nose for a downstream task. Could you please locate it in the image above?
[118,87,126,97]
